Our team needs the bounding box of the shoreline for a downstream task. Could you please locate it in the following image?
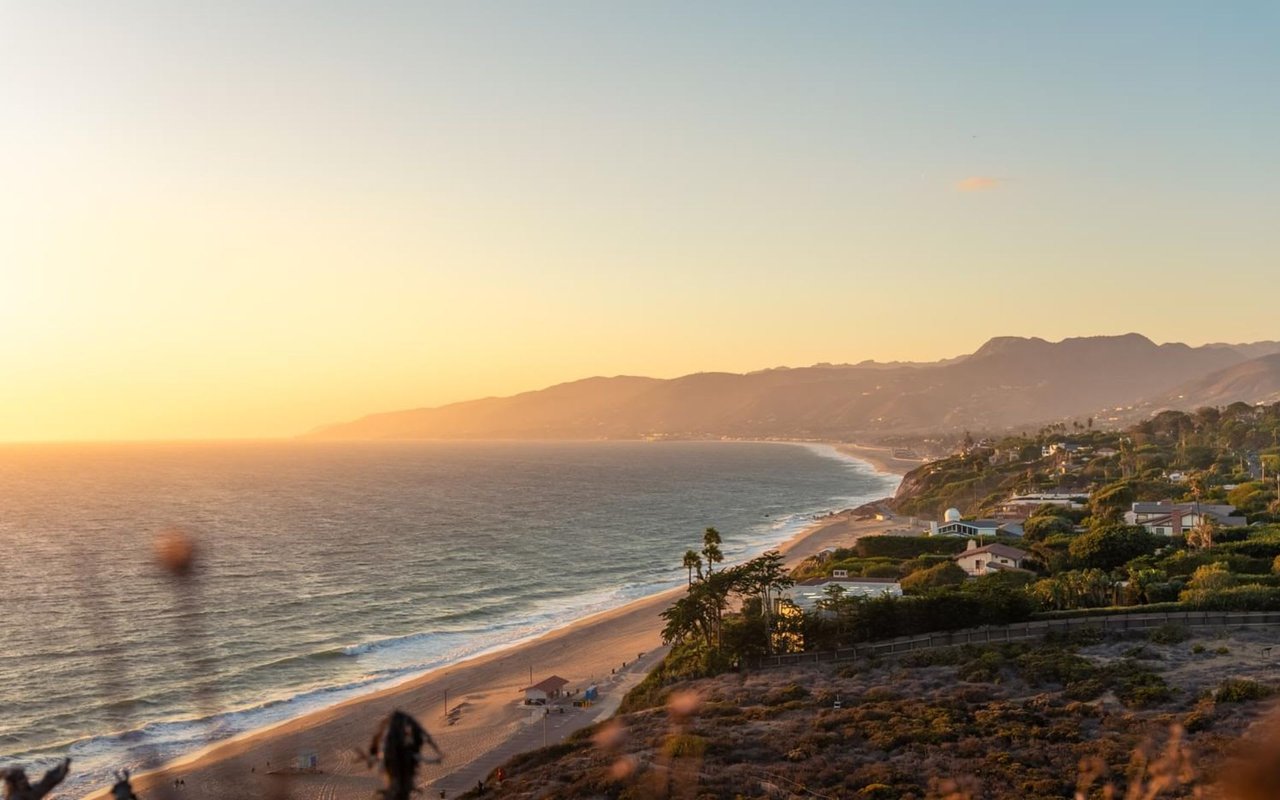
[82,448,904,799]
[829,442,925,479]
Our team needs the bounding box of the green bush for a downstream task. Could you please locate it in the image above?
[1216,537,1280,560]
[856,536,968,560]
[900,562,968,594]
[1147,624,1191,645]
[1069,525,1162,570]
[662,733,708,758]
[1181,584,1280,611]
[863,563,903,579]
[1215,678,1274,703]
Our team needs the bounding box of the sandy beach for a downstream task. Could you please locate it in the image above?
[88,483,903,800]
[832,442,926,479]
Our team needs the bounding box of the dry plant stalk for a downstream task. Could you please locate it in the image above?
[0,759,70,800]
[365,709,443,800]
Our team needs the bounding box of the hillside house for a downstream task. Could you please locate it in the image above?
[785,576,902,609]
[930,508,1023,538]
[1123,502,1247,537]
[952,541,1032,577]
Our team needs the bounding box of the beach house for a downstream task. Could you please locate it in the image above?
[524,675,569,704]
[952,540,1031,577]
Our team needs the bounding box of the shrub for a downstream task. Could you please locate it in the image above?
[1183,702,1216,732]
[1069,525,1162,570]
[1024,514,1075,542]
[1216,537,1280,560]
[899,554,953,577]
[764,683,810,705]
[1105,661,1173,709]
[900,562,968,594]
[1123,645,1161,660]
[1147,624,1191,645]
[1215,678,1274,703]
[1181,584,1280,611]
[863,563,903,579]
[662,733,707,758]
[856,536,968,560]
[958,650,1006,683]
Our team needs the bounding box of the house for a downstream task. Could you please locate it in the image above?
[524,675,569,704]
[952,540,1032,577]
[931,508,1023,538]
[995,493,1086,518]
[1123,502,1247,537]
[785,576,902,609]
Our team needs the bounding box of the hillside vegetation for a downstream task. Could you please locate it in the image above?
[470,627,1280,799]
[893,401,1280,521]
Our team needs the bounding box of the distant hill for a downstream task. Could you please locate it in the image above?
[1155,353,1280,410]
[306,334,1280,440]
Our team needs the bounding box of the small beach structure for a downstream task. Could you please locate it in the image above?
[524,675,569,704]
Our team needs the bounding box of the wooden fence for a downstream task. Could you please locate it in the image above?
[750,610,1280,669]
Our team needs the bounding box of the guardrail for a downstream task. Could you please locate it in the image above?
[751,610,1280,669]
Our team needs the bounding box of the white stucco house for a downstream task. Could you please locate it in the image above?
[930,508,1024,538]
[784,576,902,609]
[951,540,1032,577]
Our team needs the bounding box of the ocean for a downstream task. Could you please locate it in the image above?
[0,440,896,795]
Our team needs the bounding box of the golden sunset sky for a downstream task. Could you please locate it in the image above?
[2,3,1277,441]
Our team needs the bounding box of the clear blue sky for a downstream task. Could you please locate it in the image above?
[1,2,1277,439]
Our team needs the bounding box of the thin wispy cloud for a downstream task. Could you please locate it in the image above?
[955,176,1001,192]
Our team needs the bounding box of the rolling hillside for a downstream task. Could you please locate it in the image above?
[307,335,1280,440]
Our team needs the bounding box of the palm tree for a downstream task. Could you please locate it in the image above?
[701,527,724,575]
[682,550,703,585]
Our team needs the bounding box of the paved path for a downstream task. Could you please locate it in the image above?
[428,647,668,797]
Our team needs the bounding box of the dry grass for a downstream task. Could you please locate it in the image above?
[467,630,1280,799]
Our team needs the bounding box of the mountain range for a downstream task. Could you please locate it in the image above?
[306,334,1280,441]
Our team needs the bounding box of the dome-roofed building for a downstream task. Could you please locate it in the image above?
[944,508,962,523]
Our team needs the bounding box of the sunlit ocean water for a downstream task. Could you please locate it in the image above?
[0,440,896,794]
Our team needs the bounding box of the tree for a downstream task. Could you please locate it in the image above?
[682,550,702,585]
[1179,562,1237,604]
[1186,517,1218,551]
[1023,513,1075,542]
[900,562,967,594]
[701,527,724,575]
[736,551,794,653]
[1090,481,1136,523]
[1068,525,1162,570]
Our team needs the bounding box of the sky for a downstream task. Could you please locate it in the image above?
[2,1,1277,441]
